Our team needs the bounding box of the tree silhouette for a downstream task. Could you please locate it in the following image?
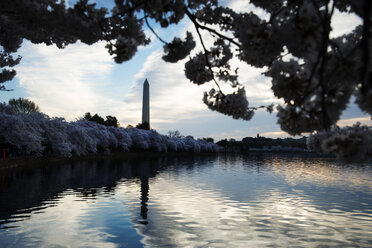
[8,98,40,114]
[0,52,21,91]
[168,130,183,138]
[90,114,105,125]
[202,137,214,143]
[104,115,119,127]
[83,112,119,127]
[136,122,150,130]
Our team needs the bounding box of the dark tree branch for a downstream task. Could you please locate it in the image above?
[144,15,168,44]
[186,8,222,92]
[186,7,279,111]
[185,8,241,48]
[293,0,325,107]
[360,0,371,93]
[303,38,362,105]
[318,0,334,131]
[112,1,146,17]
[0,87,13,92]
[248,104,275,111]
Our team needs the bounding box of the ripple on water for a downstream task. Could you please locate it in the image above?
[0,154,371,247]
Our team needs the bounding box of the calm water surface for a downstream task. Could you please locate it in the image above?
[0,154,371,247]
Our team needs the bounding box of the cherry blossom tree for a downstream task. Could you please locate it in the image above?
[308,123,372,160]
[0,0,371,158]
[0,103,221,156]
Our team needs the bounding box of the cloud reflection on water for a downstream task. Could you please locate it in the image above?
[0,154,371,247]
[130,161,372,247]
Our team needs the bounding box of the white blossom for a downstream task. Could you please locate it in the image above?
[203,88,254,120]
[0,104,221,157]
[184,52,213,85]
[162,32,196,62]
[308,123,372,161]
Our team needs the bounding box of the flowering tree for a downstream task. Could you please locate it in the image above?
[0,0,371,157]
[0,103,221,156]
[308,123,372,160]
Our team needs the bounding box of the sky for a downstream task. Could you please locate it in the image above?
[0,0,371,141]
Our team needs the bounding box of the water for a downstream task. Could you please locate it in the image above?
[0,154,371,247]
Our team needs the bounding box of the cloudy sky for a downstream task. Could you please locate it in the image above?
[0,0,371,141]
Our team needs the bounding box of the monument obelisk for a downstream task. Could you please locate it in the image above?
[142,79,150,126]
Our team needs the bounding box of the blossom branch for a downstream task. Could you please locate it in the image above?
[186,9,222,92]
[185,8,241,48]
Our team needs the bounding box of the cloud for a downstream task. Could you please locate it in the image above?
[16,41,115,120]
[260,131,291,138]
[337,117,372,127]
[120,50,215,127]
[118,49,277,137]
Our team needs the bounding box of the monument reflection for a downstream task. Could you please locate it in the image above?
[0,155,216,227]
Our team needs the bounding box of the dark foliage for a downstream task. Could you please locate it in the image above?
[8,98,40,114]
[136,122,150,130]
[105,115,119,127]
[202,137,214,143]
[83,112,120,127]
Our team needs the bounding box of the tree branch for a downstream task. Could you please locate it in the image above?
[0,86,13,91]
[318,0,334,131]
[360,0,371,93]
[144,15,168,44]
[185,8,241,48]
[186,8,222,92]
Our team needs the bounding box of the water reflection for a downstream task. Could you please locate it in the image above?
[140,178,149,224]
[0,154,371,247]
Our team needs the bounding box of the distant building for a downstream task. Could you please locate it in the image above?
[142,79,150,126]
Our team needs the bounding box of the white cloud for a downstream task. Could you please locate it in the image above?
[223,0,270,19]
[118,49,277,137]
[260,131,291,138]
[17,41,115,120]
[18,193,118,248]
[120,50,215,128]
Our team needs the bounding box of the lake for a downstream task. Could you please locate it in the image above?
[0,154,371,247]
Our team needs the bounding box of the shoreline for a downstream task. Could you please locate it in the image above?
[0,150,328,171]
[0,151,220,171]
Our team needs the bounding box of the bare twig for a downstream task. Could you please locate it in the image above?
[0,87,13,92]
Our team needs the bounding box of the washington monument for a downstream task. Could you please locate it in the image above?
[142,78,150,126]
